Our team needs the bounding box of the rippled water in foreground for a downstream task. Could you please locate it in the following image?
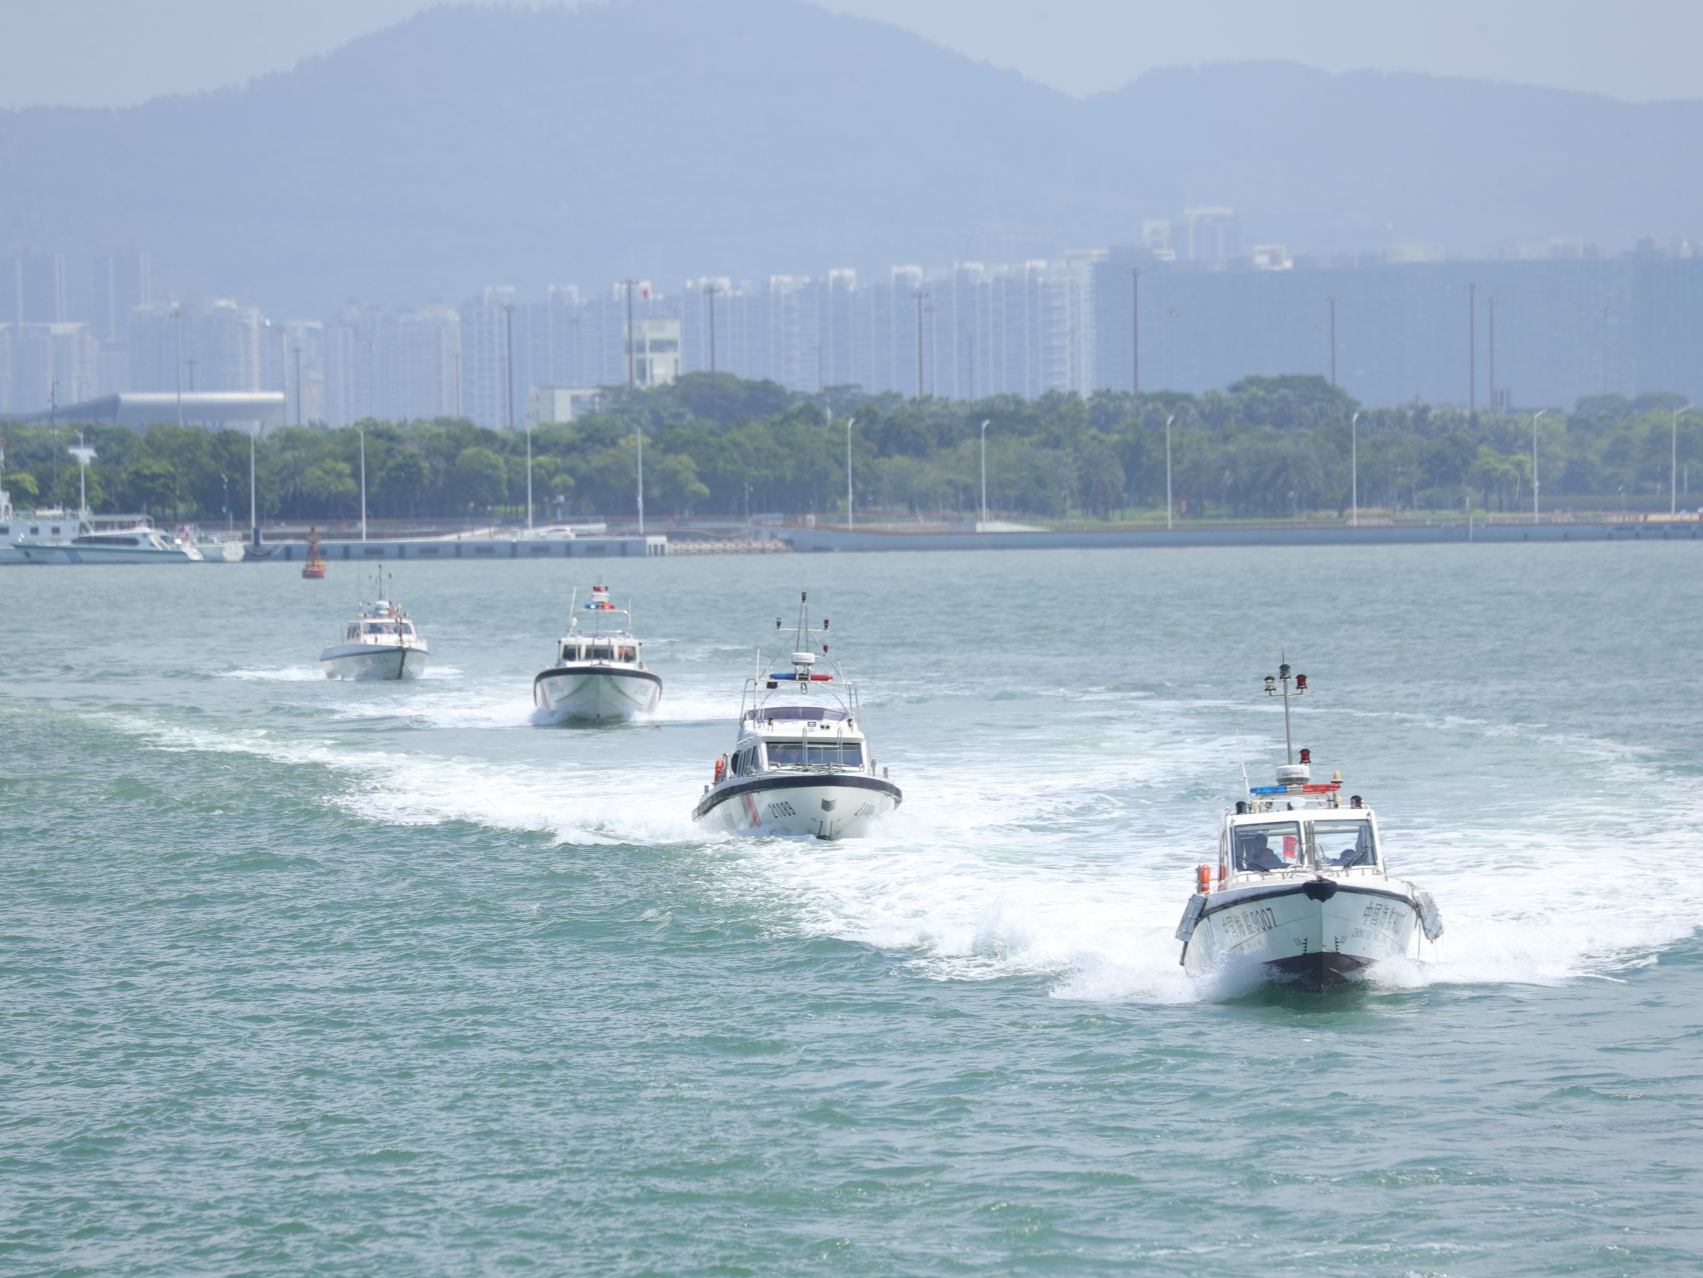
[3,544,1699,1276]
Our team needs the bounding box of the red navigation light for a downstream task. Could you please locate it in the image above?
[1295,674,1308,690]
[823,618,830,629]
[1299,748,1311,764]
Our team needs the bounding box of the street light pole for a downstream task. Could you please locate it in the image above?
[845,415,855,530]
[1130,267,1143,395]
[635,422,645,537]
[913,289,928,399]
[503,300,531,532]
[249,426,257,545]
[1531,409,1548,524]
[172,303,184,428]
[1327,294,1338,387]
[69,432,95,517]
[704,281,720,374]
[1467,283,1478,418]
[1488,296,1498,411]
[1675,403,1691,516]
[624,279,637,389]
[979,418,991,531]
[1350,409,1360,527]
[1165,413,1175,530]
[358,422,368,541]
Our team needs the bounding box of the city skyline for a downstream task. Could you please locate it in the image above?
[5,226,1699,431]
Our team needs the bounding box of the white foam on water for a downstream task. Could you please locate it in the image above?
[106,713,707,847]
[102,680,1703,1004]
[326,685,535,731]
[702,711,1241,1002]
[704,696,1703,1003]
[644,687,741,724]
[218,665,326,683]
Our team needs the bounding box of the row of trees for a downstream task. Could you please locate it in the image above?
[3,375,1698,525]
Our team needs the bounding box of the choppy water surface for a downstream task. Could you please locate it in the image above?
[2,545,1699,1276]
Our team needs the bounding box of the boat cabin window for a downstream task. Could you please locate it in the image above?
[1234,822,1303,872]
[764,741,864,768]
[399,622,416,637]
[363,621,399,635]
[560,642,581,662]
[589,642,615,661]
[618,645,637,663]
[346,624,359,640]
[1314,819,1377,868]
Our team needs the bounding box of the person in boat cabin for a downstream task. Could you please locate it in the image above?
[1238,832,1286,872]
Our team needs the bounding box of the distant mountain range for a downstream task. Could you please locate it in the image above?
[2,0,1698,311]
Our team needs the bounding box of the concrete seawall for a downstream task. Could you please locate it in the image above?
[258,534,667,562]
[779,521,1703,553]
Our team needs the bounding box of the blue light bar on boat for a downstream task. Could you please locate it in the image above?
[1249,784,1287,795]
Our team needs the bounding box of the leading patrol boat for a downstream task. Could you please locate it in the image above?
[693,593,901,840]
[1175,663,1443,990]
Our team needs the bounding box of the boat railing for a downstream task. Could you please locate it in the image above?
[568,607,635,638]
[739,674,861,726]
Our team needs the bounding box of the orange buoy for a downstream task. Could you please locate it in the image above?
[1196,863,1212,894]
[714,756,726,783]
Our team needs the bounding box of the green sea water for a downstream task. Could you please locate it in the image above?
[2,544,1699,1276]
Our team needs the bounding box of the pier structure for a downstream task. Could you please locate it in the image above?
[259,533,666,562]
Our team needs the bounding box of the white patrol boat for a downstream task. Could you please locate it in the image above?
[532,584,662,724]
[319,570,430,680]
[1175,663,1443,990]
[693,593,901,840]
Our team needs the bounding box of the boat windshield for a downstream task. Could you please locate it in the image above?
[1233,821,1304,872]
[765,741,864,768]
[1313,818,1377,868]
[589,642,616,661]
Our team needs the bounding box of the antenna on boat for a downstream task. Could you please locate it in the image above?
[1235,729,1252,794]
[1263,659,1307,764]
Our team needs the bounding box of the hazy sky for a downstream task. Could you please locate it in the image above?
[4,0,1700,108]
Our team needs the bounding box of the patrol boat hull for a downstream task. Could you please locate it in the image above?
[1178,877,1425,990]
[693,774,901,840]
[533,665,662,723]
[320,643,429,681]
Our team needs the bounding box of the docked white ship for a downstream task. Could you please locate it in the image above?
[1175,663,1443,990]
[693,593,901,840]
[15,521,205,564]
[319,575,429,680]
[532,584,662,723]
